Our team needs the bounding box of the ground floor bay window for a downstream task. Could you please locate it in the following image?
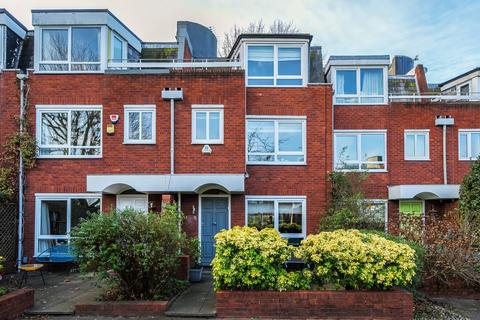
[245,196,306,239]
[35,194,101,256]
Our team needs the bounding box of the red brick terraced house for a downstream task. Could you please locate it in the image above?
[0,8,479,266]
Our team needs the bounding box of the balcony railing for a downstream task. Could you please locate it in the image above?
[107,58,242,70]
[389,92,480,102]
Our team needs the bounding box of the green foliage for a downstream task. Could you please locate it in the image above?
[0,256,5,297]
[184,237,201,267]
[320,171,384,231]
[212,226,308,291]
[71,205,187,300]
[459,157,480,230]
[298,229,417,290]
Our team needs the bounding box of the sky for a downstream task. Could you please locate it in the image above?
[2,0,479,83]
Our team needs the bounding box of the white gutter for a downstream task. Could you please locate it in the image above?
[16,73,28,269]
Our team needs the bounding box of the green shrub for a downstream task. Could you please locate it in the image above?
[71,205,187,300]
[297,229,417,290]
[212,226,307,291]
[184,237,201,267]
[0,256,5,297]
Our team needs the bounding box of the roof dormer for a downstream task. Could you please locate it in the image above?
[32,9,142,73]
[0,8,27,70]
[229,34,312,87]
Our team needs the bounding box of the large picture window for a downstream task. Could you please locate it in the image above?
[459,130,480,160]
[39,27,101,72]
[334,131,387,171]
[35,194,101,256]
[247,44,304,86]
[124,105,156,144]
[246,197,306,238]
[36,105,102,158]
[247,118,306,165]
[335,67,386,104]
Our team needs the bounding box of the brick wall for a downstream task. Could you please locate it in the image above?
[0,71,19,160]
[216,289,413,319]
[0,288,35,320]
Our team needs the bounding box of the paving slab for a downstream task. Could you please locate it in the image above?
[165,271,215,318]
[432,297,480,320]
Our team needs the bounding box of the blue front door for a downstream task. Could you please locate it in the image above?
[200,197,228,266]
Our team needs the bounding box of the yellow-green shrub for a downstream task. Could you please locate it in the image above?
[297,229,417,290]
[212,226,307,291]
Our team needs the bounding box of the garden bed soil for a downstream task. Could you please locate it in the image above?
[216,288,413,319]
[0,288,35,320]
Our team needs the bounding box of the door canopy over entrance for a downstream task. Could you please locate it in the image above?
[388,184,460,200]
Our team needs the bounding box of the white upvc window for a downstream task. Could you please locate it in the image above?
[245,196,306,238]
[124,105,156,144]
[334,66,388,104]
[246,43,307,87]
[246,116,306,165]
[404,130,430,160]
[459,129,480,160]
[35,193,101,256]
[0,25,4,71]
[192,105,224,144]
[36,105,102,158]
[111,33,127,63]
[38,26,102,72]
[334,130,387,171]
[362,199,388,232]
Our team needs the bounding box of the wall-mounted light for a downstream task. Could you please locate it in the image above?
[192,205,196,215]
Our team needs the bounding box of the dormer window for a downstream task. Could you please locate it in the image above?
[335,67,386,104]
[247,44,305,87]
[40,27,101,72]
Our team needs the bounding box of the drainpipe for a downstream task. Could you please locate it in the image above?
[435,116,454,185]
[161,88,183,175]
[16,73,28,269]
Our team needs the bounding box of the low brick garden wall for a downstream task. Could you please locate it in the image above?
[0,288,35,320]
[216,289,413,319]
[76,299,173,317]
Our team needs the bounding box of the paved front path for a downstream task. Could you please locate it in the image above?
[432,297,480,320]
[165,271,215,318]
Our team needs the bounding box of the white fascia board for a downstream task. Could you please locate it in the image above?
[0,12,27,39]
[32,11,142,52]
[388,184,460,200]
[440,72,480,92]
[325,59,390,75]
[87,174,245,194]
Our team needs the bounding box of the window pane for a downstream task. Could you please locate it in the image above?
[362,202,386,231]
[39,64,69,71]
[42,29,68,61]
[405,134,415,157]
[39,148,69,156]
[400,201,423,217]
[472,133,480,158]
[40,200,67,235]
[70,148,101,156]
[113,36,123,61]
[195,112,207,140]
[248,155,274,162]
[248,79,274,86]
[335,135,358,162]
[276,79,303,86]
[416,134,426,157]
[71,64,100,71]
[71,198,100,228]
[247,121,275,153]
[278,48,301,76]
[336,70,357,95]
[360,68,383,96]
[278,202,303,234]
[72,27,100,62]
[41,112,68,145]
[247,201,274,230]
[361,134,385,162]
[277,155,305,162]
[141,112,153,140]
[278,122,302,152]
[129,112,140,140]
[459,133,468,158]
[460,84,469,95]
[209,112,220,140]
[70,111,101,147]
[247,46,274,77]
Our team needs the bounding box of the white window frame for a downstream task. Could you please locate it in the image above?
[111,32,127,62]
[459,129,480,160]
[246,116,307,165]
[245,43,308,87]
[459,83,470,95]
[333,66,388,105]
[123,105,156,144]
[334,130,387,172]
[36,105,103,159]
[191,105,224,144]
[363,199,388,232]
[34,193,102,256]
[245,196,306,238]
[36,26,104,73]
[404,130,430,161]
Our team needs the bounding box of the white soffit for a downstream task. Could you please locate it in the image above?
[87,174,245,194]
[0,11,27,38]
[388,184,460,200]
